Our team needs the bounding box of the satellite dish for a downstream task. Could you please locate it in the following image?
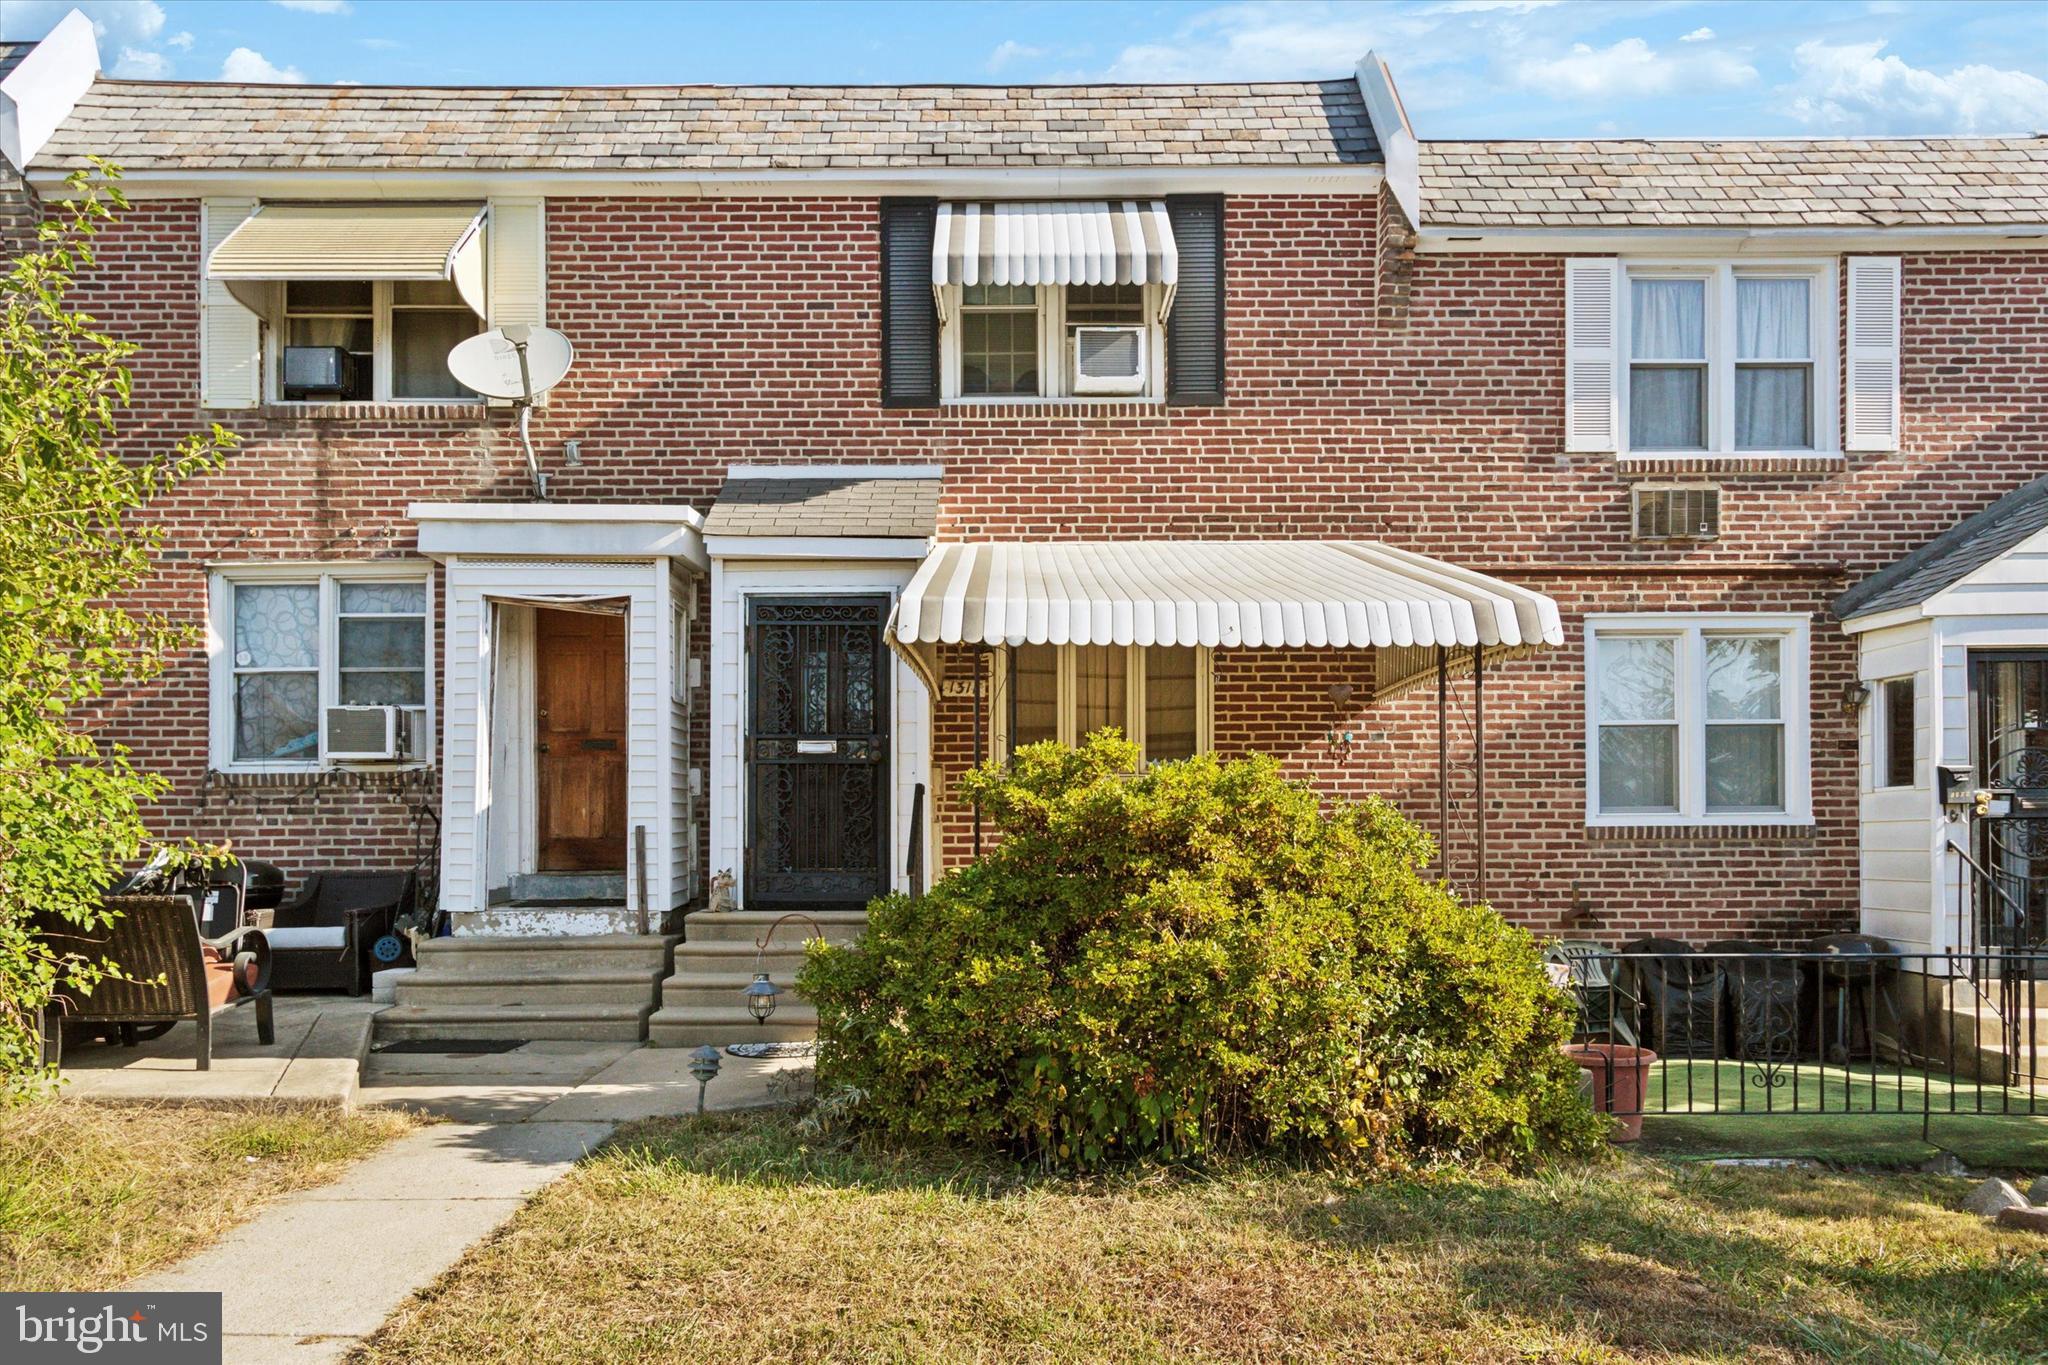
[447,325,574,402]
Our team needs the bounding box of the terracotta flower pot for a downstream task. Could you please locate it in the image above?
[1564,1043,1657,1142]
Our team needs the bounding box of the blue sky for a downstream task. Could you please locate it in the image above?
[4,0,2045,137]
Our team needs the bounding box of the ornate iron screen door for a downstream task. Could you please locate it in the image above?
[746,596,891,906]
[1973,652,2048,951]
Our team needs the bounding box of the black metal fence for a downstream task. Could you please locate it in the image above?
[1555,947,2045,1121]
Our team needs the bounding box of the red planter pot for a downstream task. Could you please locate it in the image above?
[1565,1043,1658,1143]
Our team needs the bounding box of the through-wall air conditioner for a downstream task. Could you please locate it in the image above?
[325,705,425,763]
[1072,325,1148,395]
[1631,483,1722,542]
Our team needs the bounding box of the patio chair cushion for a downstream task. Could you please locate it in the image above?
[263,926,348,950]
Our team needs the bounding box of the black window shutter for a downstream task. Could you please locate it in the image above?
[1166,195,1225,405]
[879,198,940,408]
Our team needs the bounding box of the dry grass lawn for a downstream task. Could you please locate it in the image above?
[360,1109,2047,1364]
[0,1100,415,1292]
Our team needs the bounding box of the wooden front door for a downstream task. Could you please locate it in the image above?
[746,596,891,907]
[535,608,628,872]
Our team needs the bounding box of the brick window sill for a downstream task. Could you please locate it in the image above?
[246,402,494,424]
[204,766,436,791]
[1614,452,1845,477]
[1586,822,1818,841]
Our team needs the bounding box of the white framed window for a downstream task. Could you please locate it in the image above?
[1003,643,1212,764]
[272,280,482,403]
[941,282,1165,403]
[1620,261,1836,457]
[1584,614,1811,826]
[1877,674,1918,791]
[209,564,435,770]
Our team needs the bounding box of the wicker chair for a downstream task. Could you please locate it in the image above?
[39,895,274,1071]
[265,871,413,996]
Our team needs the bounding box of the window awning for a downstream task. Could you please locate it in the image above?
[207,203,487,316]
[932,201,1177,289]
[888,540,1565,699]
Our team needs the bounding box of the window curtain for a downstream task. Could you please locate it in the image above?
[1073,645,1126,740]
[1629,279,1706,449]
[1735,277,1811,449]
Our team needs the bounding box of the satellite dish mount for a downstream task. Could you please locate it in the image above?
[446,325,577,500]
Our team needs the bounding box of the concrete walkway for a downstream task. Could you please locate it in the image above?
[123,1042,813,1364]
[56,997,380,1106]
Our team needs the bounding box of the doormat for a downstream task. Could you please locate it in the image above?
[374,1039,529,1055]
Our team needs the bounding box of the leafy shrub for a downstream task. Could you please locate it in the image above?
[801,732,1605,1169]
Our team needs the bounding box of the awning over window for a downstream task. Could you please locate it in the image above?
[932,201,1177,289]
[207,202,487,316]
[889,540,1564,699]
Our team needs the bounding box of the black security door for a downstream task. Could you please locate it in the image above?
[746,597,891,907]
[1974,652,2048,951]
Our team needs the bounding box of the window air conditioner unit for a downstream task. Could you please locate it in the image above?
[282,345,356,400]
[1632,484,1722,542]
[1072,325,1148,395]
[325,705,424,763]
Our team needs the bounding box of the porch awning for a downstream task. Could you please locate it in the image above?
[932,201,1177,289]
[889,540,1564,699]
[207,202,487,315]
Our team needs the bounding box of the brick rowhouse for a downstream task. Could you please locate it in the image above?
[61,183,2048,944]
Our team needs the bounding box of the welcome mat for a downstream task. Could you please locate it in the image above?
[374,1039,529,1055]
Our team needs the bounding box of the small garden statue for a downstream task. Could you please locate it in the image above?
[707,869,736,913]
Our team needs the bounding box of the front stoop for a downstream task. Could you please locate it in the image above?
[647,908,866,1047]
[375,933,680,1043]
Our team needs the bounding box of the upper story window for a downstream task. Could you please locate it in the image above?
[946,280,1164,401]
[1584,613,1811,826]
[1564,256,1894,460]
[277,280,482,403]
[1623,263,1833,456]
[210,565,434,770]
[882,197,1225,410]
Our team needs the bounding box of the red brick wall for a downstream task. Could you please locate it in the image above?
[68,190,2048,939]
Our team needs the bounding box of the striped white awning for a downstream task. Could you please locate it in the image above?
[208,202,487,315]
[893,541,1563,662]
[932,201,1177,288]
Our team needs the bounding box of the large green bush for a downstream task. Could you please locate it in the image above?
[801,733,1604,1169]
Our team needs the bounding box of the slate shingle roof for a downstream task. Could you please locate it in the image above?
[1419,138,2048,229]
[0,42,33,83]
[31,78,1379,172]
[704,476,941,539]
[1835,476,2048,621]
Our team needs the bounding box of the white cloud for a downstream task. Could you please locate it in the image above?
[1510,36,1757,101]
[1781,38,2048,134]
[221,47,306,83]
[1680,26,1714,43]
[166,30,193,50]
[986,40,1046,74]
[111,45,170,78]
[0,0,164,44]
[273,0,352,12]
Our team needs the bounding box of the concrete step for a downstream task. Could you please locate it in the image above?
[374,1002,653,1043]
[658,970,819,1012]
[395,969,665,1008]
[451,906,650,937]
[646,1002,820,1048]
[509,871,627,902]
[666,942,815,975]
[682,908,866,947]
[413,934,677,975]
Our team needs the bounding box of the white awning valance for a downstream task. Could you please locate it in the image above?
[932,201,1177,289]
[892,540,1563,663]
[207,202,487,315]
